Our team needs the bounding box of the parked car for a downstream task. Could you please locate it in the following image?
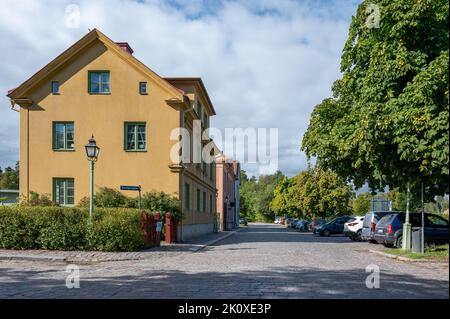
[290,219,300,228]
[343,216,365,241]
[316,215,353,237]
[274,217,281,224]
[310,219,326,233]
[296,220,310,231]
[374,212,449,248]
[285,218,295,227]
[239,217,248,226]
[361,211,396,243]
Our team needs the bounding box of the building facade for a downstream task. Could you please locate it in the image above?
[7,29,217,240]
[215,154,239,231]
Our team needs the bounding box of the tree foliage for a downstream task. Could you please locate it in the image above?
[271,166,353,220]
[301,0,449,199]
[0,162,19,190]
[352,192,372,216]
[239,170,285,222]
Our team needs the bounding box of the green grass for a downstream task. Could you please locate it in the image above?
[388,244,449,260]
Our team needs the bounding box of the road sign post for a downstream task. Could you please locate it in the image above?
[120,185,142,209]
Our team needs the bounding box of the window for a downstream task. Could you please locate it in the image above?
[426,215,448,227]
[139,82,148,95]
[89,71,110,94]
[209,194,213,213]
[184,183,190,209]
[51,81,59,94]
[124,122,146,151]
[53,178,74,206]
[210,162,214,181]
[203,191,206,212]
[196,189,201,212]
[53,122,74,150]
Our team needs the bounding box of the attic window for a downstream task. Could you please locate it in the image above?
[89,71,110,94]
[51,81,59,94]
[139,82,148,95]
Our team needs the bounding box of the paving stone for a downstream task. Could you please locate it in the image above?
[0,224,448,298]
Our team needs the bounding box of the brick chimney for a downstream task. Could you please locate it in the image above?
[116,42,134,55]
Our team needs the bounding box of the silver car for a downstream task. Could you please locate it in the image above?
[361,211,396,242]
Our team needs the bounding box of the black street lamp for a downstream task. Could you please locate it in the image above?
[85,135,100,222]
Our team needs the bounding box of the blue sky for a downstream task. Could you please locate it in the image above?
[0,0,361,177]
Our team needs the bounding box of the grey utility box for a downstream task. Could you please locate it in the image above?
[411,227,423,253]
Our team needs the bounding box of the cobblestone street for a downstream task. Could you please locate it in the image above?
[0,223,448,298]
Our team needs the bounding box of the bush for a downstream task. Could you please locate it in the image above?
[87,208,144,251]
[0,206,149,251]
[77,188,181,221]
[141,191,181,221]
[22,191,56,206]
[78,187,128,208]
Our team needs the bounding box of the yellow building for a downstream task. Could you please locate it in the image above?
[7,29,217,240]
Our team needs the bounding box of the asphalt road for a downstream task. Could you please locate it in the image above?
[0,223,448,298]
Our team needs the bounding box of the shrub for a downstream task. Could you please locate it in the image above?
[87,208,144,251]
[22,191,56,206]
[77,188,181,221]
[0,206,149,251]
[78,187,128,208]
[141,191,181,221]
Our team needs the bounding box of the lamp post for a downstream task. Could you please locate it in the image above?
[85,135,100,223]
[402,183,411,250]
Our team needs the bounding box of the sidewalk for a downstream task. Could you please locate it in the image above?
[0,229,241,263]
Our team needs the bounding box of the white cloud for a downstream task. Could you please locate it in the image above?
[0,0,360,177]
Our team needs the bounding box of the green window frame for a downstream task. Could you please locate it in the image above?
[124,122,147,151]
[139,81,148,95]
[88,71,110,94]
[184,183,190,209]
[203,191,206,212]
[210,194,213,213]
[53,178,74,206]
[196,189,201,212]
[53,122,74,150]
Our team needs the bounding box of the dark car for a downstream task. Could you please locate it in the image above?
[239,217,248,226]
[374,212,449,248]
[361,211,395,243]
[316,215,353,237]
[309,219,326,233]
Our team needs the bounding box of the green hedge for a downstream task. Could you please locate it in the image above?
[0,206,147,251]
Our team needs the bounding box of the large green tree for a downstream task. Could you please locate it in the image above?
[302,0,449,199]
[271,166,353,220]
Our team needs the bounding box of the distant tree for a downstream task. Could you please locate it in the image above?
[424,196,449,215]
[352,193,372,216]
[0,161,19,189]
[270,177,300,217]
[239,170,285,222]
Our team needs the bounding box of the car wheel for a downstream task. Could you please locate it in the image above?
[395,235,403,248]
[323,229,331,237]
[356,230,362,241]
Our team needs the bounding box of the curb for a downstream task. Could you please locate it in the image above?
[0,254,67,262]
[369,249,449,264]
[190,228,242,252]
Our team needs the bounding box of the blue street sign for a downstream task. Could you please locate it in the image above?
[120,185,141,191]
